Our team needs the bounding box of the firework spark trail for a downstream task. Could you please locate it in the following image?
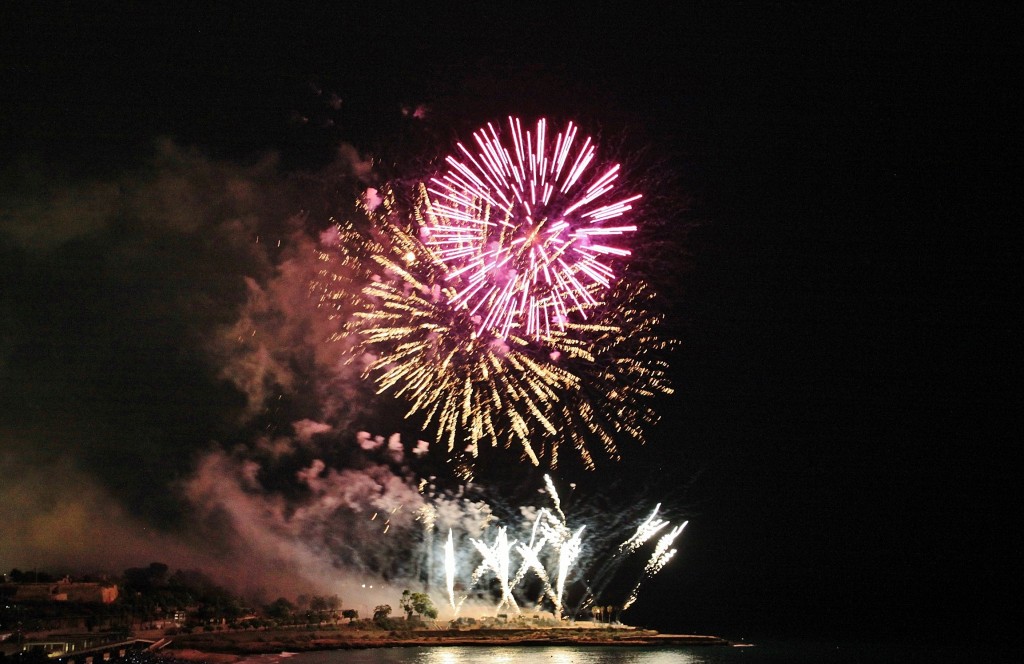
[621,521,688,611]
[528,485,585,618]
[445,529,459,612]
[535,476,587,620]
[503,479,584,621]
[422,117,640,341]
[617,503,670,555]
[554,525,586,620]
[569,502,684,618]
[544,473,567,523]
[340,245,672,469]
[469,526,520,615]
[645,522,687,576]
[512,536,553,606]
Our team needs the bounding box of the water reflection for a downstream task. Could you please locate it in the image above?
[413,646,708,663]
[238,640,1007,664]
[242,646,723,664]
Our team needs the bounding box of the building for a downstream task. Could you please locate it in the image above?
[4,581,118,604]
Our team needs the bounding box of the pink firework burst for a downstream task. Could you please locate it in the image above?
[420,116,641,340]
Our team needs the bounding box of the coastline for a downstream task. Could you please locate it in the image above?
[159,628,732,659]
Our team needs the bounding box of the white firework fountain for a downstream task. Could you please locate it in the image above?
[435,475,686,622]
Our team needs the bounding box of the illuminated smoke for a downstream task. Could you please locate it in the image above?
[0,141,380,588]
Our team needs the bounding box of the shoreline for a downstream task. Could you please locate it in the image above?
[159,628,733,659]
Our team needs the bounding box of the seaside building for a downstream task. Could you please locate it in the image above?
[1,580,119,604]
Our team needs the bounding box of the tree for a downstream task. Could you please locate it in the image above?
[265,597,296,620]
[400,590,414,620]
[400,590,438,621]
[341,609,358,623]
[148,562,169,585]
[123,562,169,590]
[372,604,392,623]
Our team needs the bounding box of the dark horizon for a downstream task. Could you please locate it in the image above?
[1,2,1015,647]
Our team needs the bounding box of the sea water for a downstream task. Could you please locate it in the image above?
[235,640,1013,664]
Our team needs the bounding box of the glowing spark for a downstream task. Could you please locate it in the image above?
[544,473,566,523]
[445,528,459,612]
[470,526,520,615]
[617,503,669,555]
[421,117,640,341]
[513,536,553,607]
[645,522,687,576]
[554,525,585,620]
[317,139,675,469]
[420,476,685,621]
[622,521,687,611]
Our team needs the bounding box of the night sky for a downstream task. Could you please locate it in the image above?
[1,2,1016,647]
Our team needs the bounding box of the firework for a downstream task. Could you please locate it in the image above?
[319,120,674,470]
[437,475,684,620]
[469,526,519,614]
[420,117,640,341]
[617,503,671,556]
[621,521,687,611]
[445,529,458,611]
[339,215,579,467]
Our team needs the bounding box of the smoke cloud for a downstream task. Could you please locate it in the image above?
[0,138,428,600]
